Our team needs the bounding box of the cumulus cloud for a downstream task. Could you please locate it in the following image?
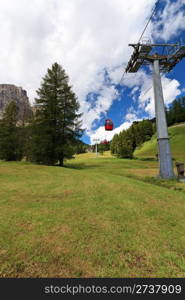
[0,0,156,121]
[0,0,184,142]
[125,112,139,122]
[90,122,132,145]
[139,76,181,116]
[90,105,141,144]
[90,68,181,144]
[152,0,185,41]
[83,84,119,131]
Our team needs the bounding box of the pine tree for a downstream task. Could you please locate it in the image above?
[110,119,154,159]
[166,97,185,126]
[29,63,83,166]
[140,120,154,141]
[0,101,23,161]
[116,131,133,158]
[110,134,119,155]
[172,99,185,123]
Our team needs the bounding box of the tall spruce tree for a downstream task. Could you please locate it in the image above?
[0,101,23,161]
[30,62,83,166]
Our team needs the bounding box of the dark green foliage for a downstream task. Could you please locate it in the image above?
[74,140,90,154]
[111,119,154,159]
[29,63,83,166]
[98,144,104,155]
[110,134,119,155]
[111,97,185,160]
[0,101,24,161]
[117,130,134,158]
[98,142,109,155]
[166,97,185,126]
[138,120,154,143]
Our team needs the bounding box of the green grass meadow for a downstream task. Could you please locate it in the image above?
[0,147,185,277]
[135,123,185,162]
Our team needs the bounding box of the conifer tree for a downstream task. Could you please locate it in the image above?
[0,101,23,161]
[166,97,185,126]
[30,63,83,166]
[117,131,133,158]
[110,134,119,155]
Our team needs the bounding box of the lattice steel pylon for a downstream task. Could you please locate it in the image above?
[126,43,185,179]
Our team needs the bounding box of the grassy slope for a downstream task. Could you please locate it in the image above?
[134,123,185,162]
[0,156,185,278]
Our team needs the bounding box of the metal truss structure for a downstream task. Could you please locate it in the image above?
[126,43,185,73]
[125,42,185,179]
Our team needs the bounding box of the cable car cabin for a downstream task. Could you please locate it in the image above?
[105,119,113,131]
[101,139,108,144]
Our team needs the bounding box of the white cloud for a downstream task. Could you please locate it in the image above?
[90,121,132,145]
[152,0,185,41]
[83,85,119,131]
[91,72,181,143]
[90,105,142,144]
[125,112,138,122]
[0,0,156,124]
[0,0,184,141]
[139,76,181,116]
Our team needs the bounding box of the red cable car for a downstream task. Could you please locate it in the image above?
[101,139,108,145]
[105,119,113,131]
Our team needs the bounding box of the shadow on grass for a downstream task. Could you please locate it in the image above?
[136,157,157,162]
[125,173,184,192]
[64,163,103,170]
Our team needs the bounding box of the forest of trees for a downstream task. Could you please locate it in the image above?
[0,77,185,163]
[166,97,185,126]
[110,119,154,158]
[95,141,110,155]
[74,140,91,154]
[0,63,84,166]
[110,96,185,159]
[0,101,26,161]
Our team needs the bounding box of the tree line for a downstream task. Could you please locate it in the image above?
[166,97,185,126]
[110,96,185,159]
[0,69,184,164]
[0,63,84,166]
[110,119,155,158]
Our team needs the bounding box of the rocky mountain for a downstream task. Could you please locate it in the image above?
[0,84,32,123]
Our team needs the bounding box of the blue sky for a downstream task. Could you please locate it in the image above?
[82,0,185,144]
[0,0,184,144]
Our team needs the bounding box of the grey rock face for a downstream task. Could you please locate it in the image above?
[0,84,32,122]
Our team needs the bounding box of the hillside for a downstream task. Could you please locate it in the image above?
[0,156,185,277]
[134,123,185,163]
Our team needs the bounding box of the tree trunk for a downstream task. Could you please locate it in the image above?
[59,155,64,167]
